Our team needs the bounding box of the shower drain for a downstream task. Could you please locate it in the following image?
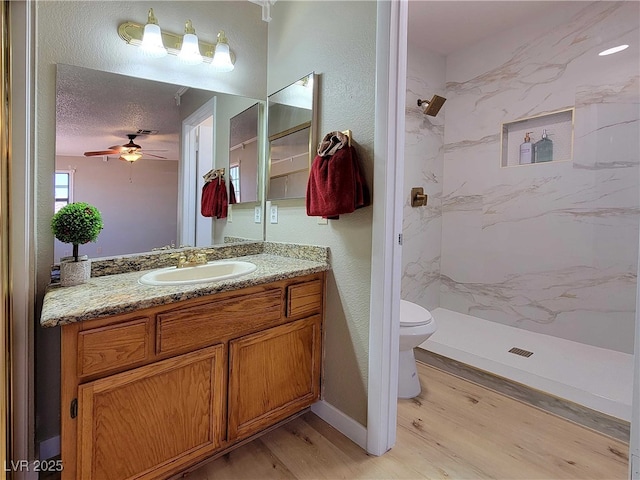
[508,347,534,358]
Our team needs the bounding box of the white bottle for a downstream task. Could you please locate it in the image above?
[519,132,534,164]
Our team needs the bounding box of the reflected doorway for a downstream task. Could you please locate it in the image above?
[180,98,215,248]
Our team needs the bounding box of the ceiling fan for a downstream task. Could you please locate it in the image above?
[83,134,167,162]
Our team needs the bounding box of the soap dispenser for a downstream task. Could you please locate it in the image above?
[535,129,553,163]
[519,132,534,164]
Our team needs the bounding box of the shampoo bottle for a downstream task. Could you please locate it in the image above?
[535,129,553,163]
[519,132,534,164]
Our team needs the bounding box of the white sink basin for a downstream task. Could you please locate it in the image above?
[139,260,257,286]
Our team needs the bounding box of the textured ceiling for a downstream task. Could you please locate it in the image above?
[56,64,263,162]
[56,64,187,161]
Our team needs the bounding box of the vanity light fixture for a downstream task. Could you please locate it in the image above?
[120,152,142,163]
[598,44,629,56]
[118,9,236,70]
[178,20,203,65]
[139,8,167,58]
[211,31,234,72]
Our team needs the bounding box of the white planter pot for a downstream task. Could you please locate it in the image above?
[60,255,91,287]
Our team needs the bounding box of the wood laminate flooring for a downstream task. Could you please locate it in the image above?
[185,362,628,480]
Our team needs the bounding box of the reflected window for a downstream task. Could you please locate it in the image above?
[229,164,240,203]
[54,170,74,212]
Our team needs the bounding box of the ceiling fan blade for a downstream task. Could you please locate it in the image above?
[84,150,120,156]
[142,152,168,159]
[107,145,127,152]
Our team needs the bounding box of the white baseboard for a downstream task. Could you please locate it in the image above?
[311,400,367,450]
[39,435,60,460]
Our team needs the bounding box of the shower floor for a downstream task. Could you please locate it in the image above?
[419,307,634,421]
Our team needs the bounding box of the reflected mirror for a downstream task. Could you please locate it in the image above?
[229,103,260,203]
[55,64,264,261]
[267,72,317,200]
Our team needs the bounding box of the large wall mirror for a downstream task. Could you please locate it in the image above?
[55,64,264,261]
[267,72,318,200]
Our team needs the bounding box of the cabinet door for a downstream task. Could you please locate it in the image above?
[228,315,322,441]
[77,344,225,480]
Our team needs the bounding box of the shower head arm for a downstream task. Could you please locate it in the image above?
[417,94,447,117]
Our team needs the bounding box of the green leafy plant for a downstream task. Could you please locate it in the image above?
[51,202,103,262]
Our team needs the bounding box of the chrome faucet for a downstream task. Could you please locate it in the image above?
[177,253,208,268]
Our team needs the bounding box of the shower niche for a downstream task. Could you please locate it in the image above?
[500,108,574,167]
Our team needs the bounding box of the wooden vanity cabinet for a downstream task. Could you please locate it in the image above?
[60,272,325,480]
[77,346,225,480]
[228,315,322,441]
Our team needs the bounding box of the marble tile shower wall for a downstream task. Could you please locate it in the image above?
[438,2,640,353]
[402,46,445,310]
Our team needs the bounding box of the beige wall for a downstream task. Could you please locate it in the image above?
[266,1,377,426]
[35,1,267,445]
[54,156,179,260]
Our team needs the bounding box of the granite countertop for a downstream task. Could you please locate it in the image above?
[41,251,330,328]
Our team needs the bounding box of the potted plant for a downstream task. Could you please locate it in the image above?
[51,202,103,286]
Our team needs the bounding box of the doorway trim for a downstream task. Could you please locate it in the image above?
[179,97,216,247]
[8,1,37,477]
[366,0,408,456]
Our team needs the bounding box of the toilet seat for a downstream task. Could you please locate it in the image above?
[400,299,434,327]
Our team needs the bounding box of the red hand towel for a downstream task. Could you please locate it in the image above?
[352,147,370,210]
[215,178,229,219]
[306,144,369,218]
[201,180,218,217]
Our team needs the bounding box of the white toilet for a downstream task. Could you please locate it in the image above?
[398,299,437,399]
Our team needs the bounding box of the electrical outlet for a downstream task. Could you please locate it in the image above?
[317,217,328,225]
[254,206,261,223]
[270,205,278,224]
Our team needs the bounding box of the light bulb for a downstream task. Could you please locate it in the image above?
[211,31,234,72]
[140,9,167,58]
[178,20,203,65]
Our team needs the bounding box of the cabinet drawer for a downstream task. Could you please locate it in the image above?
[287,279,323,317]
[157,289,283,355]
[78,318,151,377]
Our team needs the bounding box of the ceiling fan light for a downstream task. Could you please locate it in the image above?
[211,31,234,72]
[120,151,142,163]
[178,20,203,65]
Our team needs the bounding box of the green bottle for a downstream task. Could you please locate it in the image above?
[535,129,553,163]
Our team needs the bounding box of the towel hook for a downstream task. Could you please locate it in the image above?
[341,129,352,147]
